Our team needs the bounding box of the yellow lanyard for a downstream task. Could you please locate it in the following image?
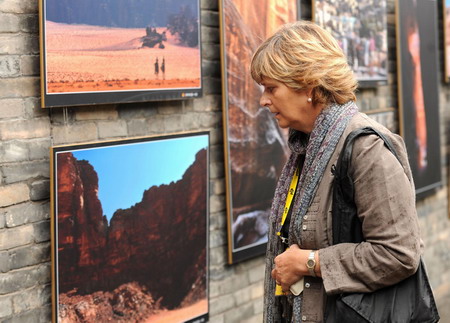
[275,163,301,296]
[277,163,300,237]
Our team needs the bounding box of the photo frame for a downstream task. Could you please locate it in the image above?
[396,0,442,198]
[444,0,450,82]
[312,0,388,87]
[220,0,299,264]
[39,0,202,108]
[50,132,209,322]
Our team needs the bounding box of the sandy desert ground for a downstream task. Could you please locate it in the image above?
[44,21,201,93]
[144,299,208,323]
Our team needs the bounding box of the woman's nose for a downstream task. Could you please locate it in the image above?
[260,95,270,108]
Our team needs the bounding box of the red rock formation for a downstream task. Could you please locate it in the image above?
[56,153,108,292]
[56,149,207,310]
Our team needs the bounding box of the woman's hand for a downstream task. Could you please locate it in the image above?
[272,244,320,292]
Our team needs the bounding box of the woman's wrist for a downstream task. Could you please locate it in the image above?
[305,249,321,277]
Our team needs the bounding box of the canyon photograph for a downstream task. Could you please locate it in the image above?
[53,134,209,322]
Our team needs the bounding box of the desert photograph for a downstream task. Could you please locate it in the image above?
[43,0,201,94]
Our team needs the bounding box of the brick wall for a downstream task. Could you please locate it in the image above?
[0,0,449,322]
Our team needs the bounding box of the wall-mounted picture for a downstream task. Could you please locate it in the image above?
[50,132,209,323]
[313,0,388,86]
[39,0,202,108]
[444,0,450,81]
[220,0,298,264]
[396,0,441,197]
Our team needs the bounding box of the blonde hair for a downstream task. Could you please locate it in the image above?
[251,21,357,105]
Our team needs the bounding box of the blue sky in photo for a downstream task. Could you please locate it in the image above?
[448,0,450,8]
[66,134,208,223]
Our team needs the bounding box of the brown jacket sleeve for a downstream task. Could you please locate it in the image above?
[319,133,421,295]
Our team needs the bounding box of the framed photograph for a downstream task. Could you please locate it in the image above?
[396,0,442,198]
[50,132,209,322]
[220,0,299,264]
[39,0,202,108]
[444,0,450,82]
[312,0,388,86]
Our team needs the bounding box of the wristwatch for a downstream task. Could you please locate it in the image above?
[306,251,316,277]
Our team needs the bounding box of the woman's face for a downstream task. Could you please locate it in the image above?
[259,77,323,133]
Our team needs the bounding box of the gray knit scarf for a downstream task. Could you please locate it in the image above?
[263,101,358,322]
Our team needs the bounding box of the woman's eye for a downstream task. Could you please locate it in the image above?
[266,87,274,93]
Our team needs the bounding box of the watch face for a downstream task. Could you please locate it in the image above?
[307,259,315,268]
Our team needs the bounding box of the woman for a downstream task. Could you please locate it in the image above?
[250,21,422,322]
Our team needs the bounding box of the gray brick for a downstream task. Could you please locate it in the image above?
[0,183,29,207]
[23,97,46,119]
[0,56,20,77]
[210,230,226,248]
[32,221,50,243]
[11,284,51,315]
[210,194,225,214]
[224,302,254,323]
[0,1,38,14]
[28,138,51,160]
[210,161,225,179]
[201,26,220,43]
[0,264,50,295]
[2,307,49,323]
[247,264,265,284]
[201,0,219,11]
[219,273,250,295]
[0,98,24,119]
[118,103,157,119]
[0,35,39,55]
[0,140,29,163]
[210,246,227,267]
[29,179,50,201]
[2,160,49,184]
[20,55,39,76]
[4,202,49,228]
[0,252,9,273]
[75,106,118,121]
[51,122,98,145]
[0,295,13,318]
[209,293,235,316]
[203,77,222,95]
[0,13,20,33]
[98,120,127,139]
[0,117,50,140]
[19,14,38,33]
[157,101,182,115]
[163,114,183,132]
[202,59,221,79]
[201,10,219,27]
[127,119,150,136]
[9,243,50,271]
[0,224,34,250]
[202,43,220,60]
[198,111,221,128]
[144,116,165,133]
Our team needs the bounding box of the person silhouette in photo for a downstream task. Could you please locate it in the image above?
[161,57,165,80]
[154,57,159,79]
